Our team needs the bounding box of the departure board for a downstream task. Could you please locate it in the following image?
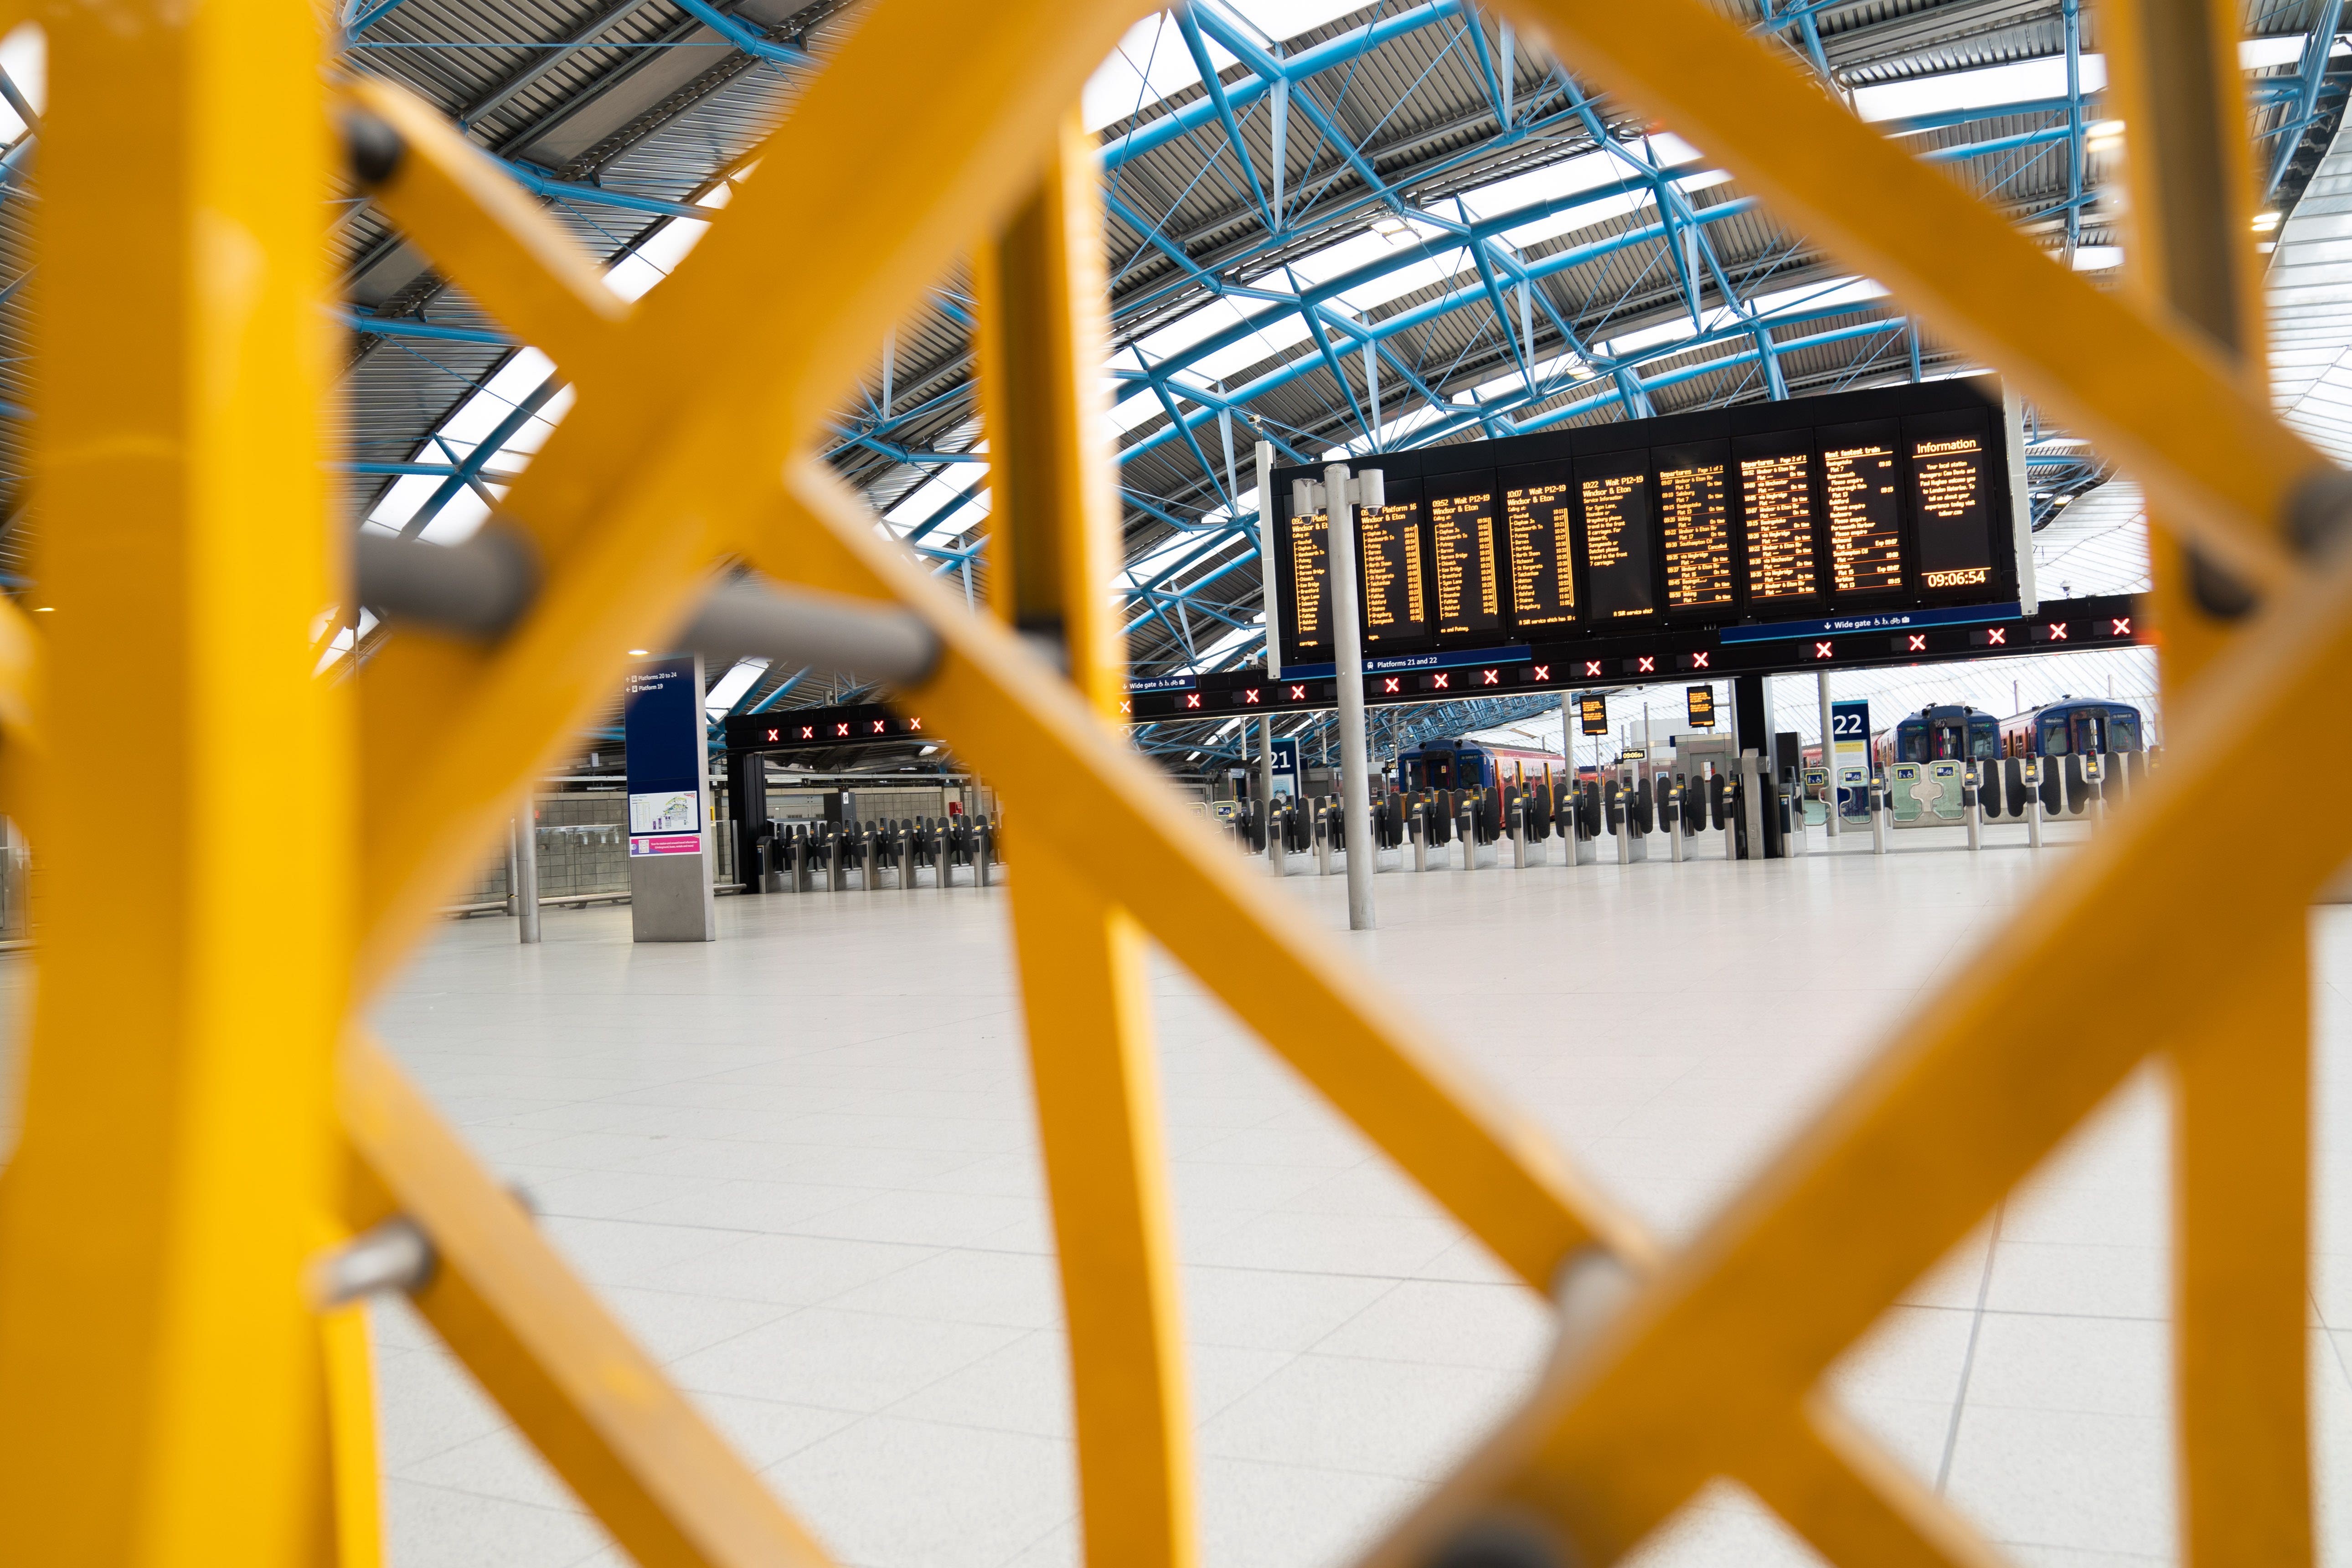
[1501,462,1576,632]
[1579,452,1657,619]
[1908,413,1996,591]
[1657,443,1733,612]
[1579,692,1609,735]
[1429,485,1502,640]
[1737,437,1820,602]
[1821,421,1904,595]
[1268,377,2021,668]
[1356,494,1427,648]
[1284,504,1330,657]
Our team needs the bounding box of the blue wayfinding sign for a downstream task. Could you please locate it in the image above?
[624,655,704,845]
[1271,737,1301,797]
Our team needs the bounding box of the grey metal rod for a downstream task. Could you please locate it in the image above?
[356,531,939,684]
[1816,670,1839,839]
[515,804,542,944]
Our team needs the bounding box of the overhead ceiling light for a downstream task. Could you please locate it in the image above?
[31,606,51,612]
[2085,119,2125,153]
[1371,214,1415,245]
[628,648,650,655]
[2253,210,2282,232]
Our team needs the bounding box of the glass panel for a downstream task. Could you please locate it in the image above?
[2110,714,2140,751]
[2042,718,2069,755]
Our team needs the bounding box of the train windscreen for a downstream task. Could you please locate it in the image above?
[2041,717,2069,755]
[2109,712,2141,752]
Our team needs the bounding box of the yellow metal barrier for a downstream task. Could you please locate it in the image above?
[0,0,2324,1563]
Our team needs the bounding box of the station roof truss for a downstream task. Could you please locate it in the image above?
[0,0,2342,772]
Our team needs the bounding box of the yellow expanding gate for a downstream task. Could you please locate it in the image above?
[0,0,2327,1564]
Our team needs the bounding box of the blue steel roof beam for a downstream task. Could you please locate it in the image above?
[397,370,566,538]
[340,460,531,479]
[1291,289,1379,444]
[665,0,811,68]
[1119,197,1764,464]
[1187,3,1414,223]
[746,667,810,714]
[1113,370,1315,465]
[2063,0,2084,258]
[1141,373,1237,510]
[1172,4,1275,231]
[1123,528,1251,604]
[1461,239,1539,390]
[1118,170,1723,413]
[1122,558,1262,649]
[1307,305,1462,440]
[2269,0,2346,196]
[1104,0,1467,170]
[1457,6,1512,130]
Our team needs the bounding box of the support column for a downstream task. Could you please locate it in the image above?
[1324,463,1377,931]
[1733,673,1769,761]
[1816,670,1838,839]
[2106,2,2312,1559]
[726,750,769,891]
[974,108,1196,1568]
[0,2,350,1558]
[516,798,542,944]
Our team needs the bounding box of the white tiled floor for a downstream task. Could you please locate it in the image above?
[52,819,2352,1568]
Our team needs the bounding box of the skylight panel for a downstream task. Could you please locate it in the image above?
[704,657,769,715]
[1083,12,1236,133]
[0,22,43,141]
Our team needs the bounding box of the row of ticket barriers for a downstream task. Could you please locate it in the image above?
[746,815,1001,892]
[1225,748,2152,872]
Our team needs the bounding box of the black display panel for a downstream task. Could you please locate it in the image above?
[1429,480,1501,641]
[1356,484,1427,650]
[1657,441,1733,613]
[1579,450,1657,620]
[1282,499,1330,659]
[1820,419,1904,596]
[1907,410,1997,592]
[1268,376,2020,668]
[1501,460,1576,634]
[1735,433,1820,603]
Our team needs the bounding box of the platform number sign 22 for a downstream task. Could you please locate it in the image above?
[1830,700,1871,760]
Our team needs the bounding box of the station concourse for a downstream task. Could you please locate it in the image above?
[0,3,2347,1568]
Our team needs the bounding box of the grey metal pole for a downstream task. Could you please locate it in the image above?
[1816,669,1839,839]
[1325,461,1377,931]
[2027,760,2044,848]
[515,802,541,944]
[1261,717,1280,874]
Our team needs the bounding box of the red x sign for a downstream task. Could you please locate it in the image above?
[1636,656,1656,673]
[1583,660,1603,677]
[1243,688,1261,704]
[1382,677,1400,693]
[2110,618,2131,636]
[1814,641,1833,659]
[1985,627,2006,645]
[1690,651,1708,669]
[1481,669,1500,686]
[1907,634,1927,652]
[1289,685,1306,701]
[1532,665,1550,681]
[1184,693,1202,708]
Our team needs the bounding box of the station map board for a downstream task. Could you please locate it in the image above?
[1269,377,2024,672]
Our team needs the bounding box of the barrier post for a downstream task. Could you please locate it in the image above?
[1458,799,1475,871]
[1410,802,1426,872]
[2027,760,2043,849]
[1965,770,1982,852]
[1669,784,1685,864]
[1870,776,1887,856]
[515,804,542,944]
[1511,795,1526,868]
[792,829,809,893]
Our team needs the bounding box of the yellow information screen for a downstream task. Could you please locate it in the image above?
[1578,452,1657,619]
[1501,464,1576,632]
[1429,487,1501,640]
[1737,442,1819,602]
[1908,412,1996,590]
[1821,422,1905,595]
[1657,444,1733,612]
[1284,504,1329,657]
[1687,685,1715,729]
[1578,692,1609,736]
[1356,496,1427,647]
